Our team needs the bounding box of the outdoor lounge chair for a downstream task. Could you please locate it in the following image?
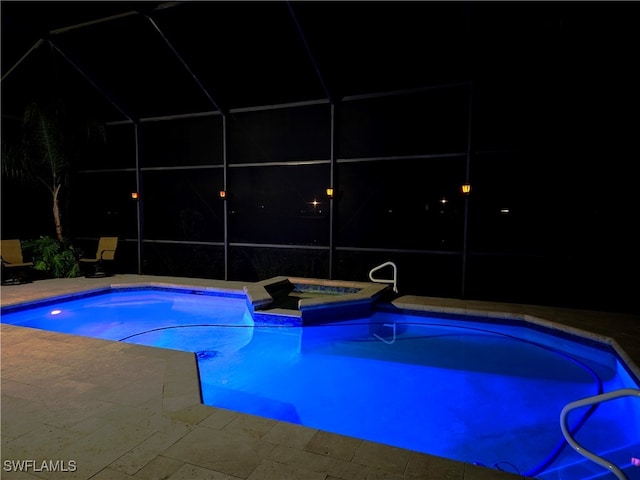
[79,237,118,278]
[1,239,34,285]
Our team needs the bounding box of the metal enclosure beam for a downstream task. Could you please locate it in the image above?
[329,103,337,279]
[286,1,334,104]
[134,123,145,274]
[222,115,229,280]
[0,39,44,82]
[461,83,473,298]
[143,14,226,114]
[47,38,139,124]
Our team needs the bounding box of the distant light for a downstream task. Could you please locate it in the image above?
[461,184,471,195]
[50,309,62,315]
[500,208,510,214]
[311,199,319,207]
[440,197,448,205]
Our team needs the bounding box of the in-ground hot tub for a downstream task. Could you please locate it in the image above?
[243,276,392,326]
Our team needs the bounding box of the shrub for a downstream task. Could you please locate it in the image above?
[23,236,80,278]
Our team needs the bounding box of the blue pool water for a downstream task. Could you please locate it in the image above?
[2,288,639,480]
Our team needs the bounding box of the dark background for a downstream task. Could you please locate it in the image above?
[2,1,638,313]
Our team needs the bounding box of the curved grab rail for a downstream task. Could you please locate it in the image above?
[373,323,396,344]
[560,388,640,480]
[369,261,398,293]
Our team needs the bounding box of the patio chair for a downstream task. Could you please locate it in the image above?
[79,237,118,278]
[1,239,34,285]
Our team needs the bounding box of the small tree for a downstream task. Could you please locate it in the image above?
[2,99,70,242]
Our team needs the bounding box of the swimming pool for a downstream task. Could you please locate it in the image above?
[2,287,638,480]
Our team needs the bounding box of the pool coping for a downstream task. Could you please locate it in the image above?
[388,298,640,384]
[3,274,639,480]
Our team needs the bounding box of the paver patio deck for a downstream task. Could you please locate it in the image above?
[2,274,638,480]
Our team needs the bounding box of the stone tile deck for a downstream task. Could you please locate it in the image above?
[2,274,638,480]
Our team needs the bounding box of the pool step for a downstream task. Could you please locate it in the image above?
[252,307,303,327]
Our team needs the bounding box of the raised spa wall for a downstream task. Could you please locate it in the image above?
[243,276,392,326]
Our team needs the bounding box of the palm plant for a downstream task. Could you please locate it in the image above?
[2,100,70,241]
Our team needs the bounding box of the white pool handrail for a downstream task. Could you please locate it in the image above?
[369,261,398,293]
[560,388,640,480]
